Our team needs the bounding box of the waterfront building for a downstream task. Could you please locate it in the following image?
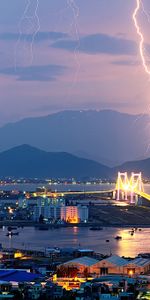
[96,255,150,275]
[57,255,150,277]
[57,256,99,276]
[61,205,88,223]
[33,197,88,223]
[33,197,65,221]
[123,257,150,275]
[96,255,129,275]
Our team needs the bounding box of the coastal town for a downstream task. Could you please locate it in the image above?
[0,181,147,299]
[0,242,149,299]
[1,0,150,298]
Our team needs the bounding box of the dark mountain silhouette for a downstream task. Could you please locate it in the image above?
[116,157,150,178]
[0,110,149,166]
[0,144,110,179]
[0,144,150,179]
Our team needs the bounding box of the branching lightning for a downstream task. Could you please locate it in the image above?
[67,0,80,86]
[132,0,150,75]
[30,0,40,65]
[15,0,40,69]
[132,0,150,151]
[141,0,150,23]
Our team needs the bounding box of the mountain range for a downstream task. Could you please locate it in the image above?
[0,110,149,166]
[0,144,110,179]
[0,144,150,179]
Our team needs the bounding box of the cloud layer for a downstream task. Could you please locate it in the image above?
[0,31,68,42]
[0,64,66,81]
[52,33,137,56]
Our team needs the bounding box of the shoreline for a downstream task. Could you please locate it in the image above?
[1,220,150,228]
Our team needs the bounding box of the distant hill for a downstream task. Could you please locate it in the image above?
[116,157,150,178]
[1,144,150,179]
[0,144,110,179]
[0,110,149,166]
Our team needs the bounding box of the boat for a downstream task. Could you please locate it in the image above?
[89,227,103,231]
[106,239,110,243]
[114,236,122,240]
[7,226,17,231]
[129,230,134,235]
[6,232,19,237]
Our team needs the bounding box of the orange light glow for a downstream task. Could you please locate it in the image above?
[61,206,79,223]
[128,269,134,276]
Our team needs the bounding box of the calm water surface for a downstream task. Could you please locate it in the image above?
[0,183,150,193]
[0,183,150,257]
[0,183,114,192]
[0,226,150,257]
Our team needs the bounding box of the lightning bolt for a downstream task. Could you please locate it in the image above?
[132,0,150,159]
[30,0,40,65]
[132,0,150,75]
[15,0,40,69]
[67,0,80,86]
[141,0,150,23]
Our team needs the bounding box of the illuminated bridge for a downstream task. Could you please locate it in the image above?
[116,172,150,204]
[30,172,150,205]
[54,172,149,204]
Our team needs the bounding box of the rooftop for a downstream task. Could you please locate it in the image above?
[62,256,99,267]
[128,257,150,267]
[0,270,41,283]
[101,255,128,266]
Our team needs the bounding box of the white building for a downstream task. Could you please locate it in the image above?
[34,205,62,221]
[61,205,88,223]
[33,197,65,221]
[33,197,88,223]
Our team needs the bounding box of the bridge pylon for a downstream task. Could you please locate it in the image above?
[116,172,129,201]
[130,172,142,204]
[116,171,143,204]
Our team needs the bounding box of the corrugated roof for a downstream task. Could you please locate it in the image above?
[128,257,150,267]
[0,270,40,282]
[62,256,99,267]
[101,255,128,266]
[78,249,94,252]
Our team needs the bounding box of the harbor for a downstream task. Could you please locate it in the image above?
[0,226,149,257]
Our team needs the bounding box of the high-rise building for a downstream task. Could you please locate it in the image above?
[33,197,88,223]
[61,205,88,223]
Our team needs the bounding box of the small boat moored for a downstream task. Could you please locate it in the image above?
[114,236,122,240]
[6,231,19,237]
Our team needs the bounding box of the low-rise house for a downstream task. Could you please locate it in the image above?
[57,256,99,276]
[124,257,150,275]
[96,255,128,275]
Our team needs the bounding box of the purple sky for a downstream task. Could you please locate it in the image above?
[0,0,150,125]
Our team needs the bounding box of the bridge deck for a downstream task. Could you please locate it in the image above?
[56,190,114,196]
[136,191,150,201]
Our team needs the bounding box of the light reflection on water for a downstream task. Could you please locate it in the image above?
[0,226,149,257]
[0,183,150,257]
